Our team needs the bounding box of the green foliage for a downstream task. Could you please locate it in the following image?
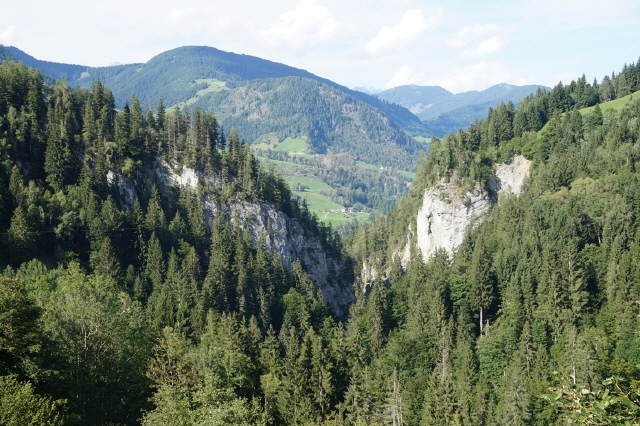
[41,263,151,424]
[0,59,352,424]
[9,46,429,230]
[143,324,262,426]
[544,374,640,425]
[199,76,423,171]
[258,149,413,226]
[4,48,640,426]
[0,375,62,426]
[0,277,45,381]
[343,59,640,425]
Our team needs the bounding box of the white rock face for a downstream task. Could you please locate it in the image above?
[411,155,531,263]
[173,166,199,189]
[494,155,531,197]
[153,160,199,191]
[155,160,355,316]
[416,183,492,261]
[360,259,379,285]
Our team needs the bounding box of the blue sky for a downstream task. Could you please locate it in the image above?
[1,0,638,93]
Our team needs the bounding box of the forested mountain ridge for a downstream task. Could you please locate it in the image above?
[197,76,422,169]
[344,57,640,424]
[0,60,355,424]
[3,50,640,425]
[0,45,427,226]
[1,45,428,138]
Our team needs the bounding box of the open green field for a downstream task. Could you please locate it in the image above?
[195,78,228,94]
[257,151,396,227]
[254,136,308,155]
[538,90,640,135]
[322,211,371,225]
[580,89,640,114]
[397,170,417,179]
[274,137,307,153]
[295,191,342,212]
[270,160,372,226]
[285,173,342,219]
[175,79,228,109]
[252,134,281,150]
[286,174,334,193]
[355,160,382,173]
[256,156,303,174]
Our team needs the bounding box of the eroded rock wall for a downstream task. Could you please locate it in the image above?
[157,161,355,317]
[412,155,531,263]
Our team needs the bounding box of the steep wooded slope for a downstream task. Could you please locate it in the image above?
[344,57,640,424]
[0,61,356,423]
[1,45,428,225]
[196,76,421,169]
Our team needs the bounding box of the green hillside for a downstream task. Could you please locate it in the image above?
[580,88,640,113]
[3,43,640,425]
[255,148,411,231]
[196,76,421,169]
[1,45,429,226]
[195,75,422,227]
[346,57,640,425]
[0,61,353,425]
[3,45,427,135]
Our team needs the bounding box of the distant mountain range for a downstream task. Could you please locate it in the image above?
[1,45,426,159]
[374,83,548,135]
[0,44,546,226]
[2,45,545,141]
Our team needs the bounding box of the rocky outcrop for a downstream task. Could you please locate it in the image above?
[107,171,137,210]
[415,182,493,261]
[493,155,531,198]
[107,160,354,316]
[153,161,355,317]
[407,155,531,264]
[206,200,354,316]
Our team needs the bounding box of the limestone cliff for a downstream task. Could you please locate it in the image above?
[370,155,532,286]
[150,161,356,317]
[415,182,493,262]
[493,155,531,199]
[412,155,531,263]
[106,160,354,316]
[205,200,354,316]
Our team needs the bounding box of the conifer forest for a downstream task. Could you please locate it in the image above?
[1,54,640,425]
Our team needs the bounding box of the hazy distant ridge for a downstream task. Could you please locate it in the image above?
[377,83,547,136]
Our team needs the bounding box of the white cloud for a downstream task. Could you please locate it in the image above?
[461,36,505,57]
[387,61,519,93]
[432,61,515,93]
[385,65,429,89]
[448,24,500,48]
[513,0,636,30]
[547,71,578,87]
[259,0,343,51]
[0,25,16,44]
[364,8,442,56]
[214,15,237,31]
[166,7,195,25]
[448,24,506,58]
